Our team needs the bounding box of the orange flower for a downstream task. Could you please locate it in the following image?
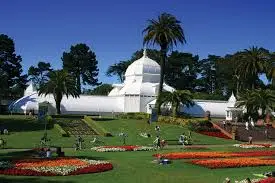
[191,157,275,168]
[153,151,275,159]
[15,158,88,168]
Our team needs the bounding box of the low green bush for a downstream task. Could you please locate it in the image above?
[83,116,112,136]
[118,112,149,120]
[158,116,211,132]
[54,124,69,137]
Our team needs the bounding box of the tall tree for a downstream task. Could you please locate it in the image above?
[236,46,269,89]
[0,34,27,101]
[236,89,275,120]
[83,84,113,96]
[106,60,132,82]
[159,90,194,117]
[266,52,275,87]
[62,43,101,93]
[38,70,79,114]
[28,61,52,88]
[166,51,200,90]
[143,13,186,114]
[198,55,221,94]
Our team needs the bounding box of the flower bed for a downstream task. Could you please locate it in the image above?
[199,131,231,139]
[91,145,155,152]
[191,157,275,169]
[257,177,275,183]
[233,144,273,148]
[0,158,113,176]
[153,151,275,159]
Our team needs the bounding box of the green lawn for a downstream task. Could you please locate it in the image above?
[0,148,273,183]
[0,115,272,183]
[0,115,237,148]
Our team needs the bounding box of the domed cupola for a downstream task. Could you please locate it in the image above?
[124,49,160,84]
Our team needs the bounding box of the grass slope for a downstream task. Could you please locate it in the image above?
[0,115,236,149]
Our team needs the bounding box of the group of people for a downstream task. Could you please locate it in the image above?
[153,125,192,149]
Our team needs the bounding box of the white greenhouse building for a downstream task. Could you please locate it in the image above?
[9,49,239,119]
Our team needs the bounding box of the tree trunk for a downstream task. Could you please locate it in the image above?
[56,100,61,114]
[55,94,62,115]
[77,74,81,94]
[156,47,167,115]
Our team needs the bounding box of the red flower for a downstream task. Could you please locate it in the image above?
[257,177,275,183]
[199,131,231,139]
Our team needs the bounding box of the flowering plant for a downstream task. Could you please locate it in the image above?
[191,157,275,169]
[0,158,113,176]
[233,144,273,148]
[91,145,155,152]
[153,150,275,159]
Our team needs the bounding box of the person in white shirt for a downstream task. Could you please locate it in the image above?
[245,121,249,130]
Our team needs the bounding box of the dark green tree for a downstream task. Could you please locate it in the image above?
[266,52,275,87]
[236,46,269,89]
[84,84,113,96]
[0,34,27,101]
[158,90,194,117]
[38,70,79,114]
[62,43,101,93]
[106,60,132,82]
[198,55,221,94]
[166,51,200,90]
[28,61,52,88]
[236,89,275,120]
[143,13,186,114]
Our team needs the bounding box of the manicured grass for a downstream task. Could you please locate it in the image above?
[0,115,273,183]
[0,148,273,183]
[0,115,237,148]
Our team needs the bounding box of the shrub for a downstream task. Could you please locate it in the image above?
[117,113,149,120]
[54,124,69,137]
[83,116,112,137]
[157,116,211,131]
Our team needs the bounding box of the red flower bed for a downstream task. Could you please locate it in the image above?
[0,158,113,176]
[199,131,231,139]
[191,157,275,169]
[257,177,275,183]
[70,163,113,175]
[153,150,275,159]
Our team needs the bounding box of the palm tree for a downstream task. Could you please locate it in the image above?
[158,90,193,117]
[38,70,79,114]
[143,12,186,114]
[236,47,269,89]
[236,89,275,120]
[266,53,275,87]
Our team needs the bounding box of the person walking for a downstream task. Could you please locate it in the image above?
[248,134,253,144]
[154,136,161,149]
[179,133,186,147]
[223,120,226,129]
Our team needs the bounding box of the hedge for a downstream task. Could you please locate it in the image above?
[83,116,112,137]
[157,116,211,131]
[117,112,149,120]
[54,124,69,137]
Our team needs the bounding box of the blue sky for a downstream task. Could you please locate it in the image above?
[1,0,275,86]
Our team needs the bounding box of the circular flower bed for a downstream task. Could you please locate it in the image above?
[0,158,113,176]
[91,145,155,152]
[233,144,273,148]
